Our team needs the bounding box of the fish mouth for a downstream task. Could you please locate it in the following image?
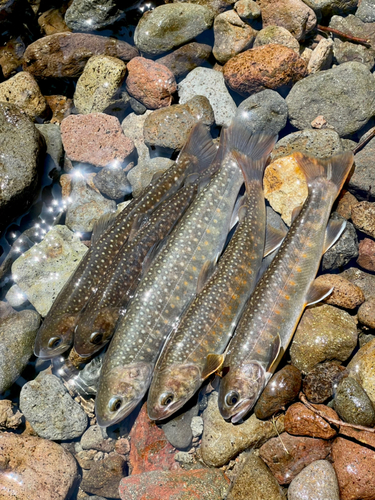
[34,342,71,359]
[230,399,253,424]
[147,399,186,421]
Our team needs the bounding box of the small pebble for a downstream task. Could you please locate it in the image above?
[121,110,152,164]
[334,376,375,427]
[156,42,212,80]
[80,424,115,453]
[351,201,375,239]
[302,361,346,404]
[333,39,374,71]
[80,453,127,498]
[191,416,204,438]
[322,214,359,271]
[65,0,123,32]
[336,190,358,220]
[340,267,375,300]
[93,164,131,200]
[235,0,261,19]
[307,38,333,73]
[161,401,199,450]
[0,399,23,429]
[127,157,175,198]
[260,0,316,41]
[349,135,375,202]
[288,460,340,500]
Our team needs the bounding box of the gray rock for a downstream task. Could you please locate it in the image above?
[333,39,374,70]
[334,376,375,427]
[20,373,88,440]
[127,157,175,198]
[0,102,45,234]
[174,451,195,465]
[0,302,40,394]
[349,136,375,201]
[12,225,88,316]
[330,14,375,46]
[35,123,63,168]
[121,110,152,164]
[322,213,358,271]
[340,267,375,300]
[254,26,300,53]
[134,4,214,56]
[156,43,212,80]
[191,416,204,438]
[64,0,123,32]
[235,0,261,20]
[80,425,115,453]
[178,67,237,127]
[237,89,288,136]
[93,164,132,200]
[5,284,29,308]
[288,460,340,500]
[302,0,357,19]
[356,0,375,22]
[161,401,199,450]
[286,61,375,137]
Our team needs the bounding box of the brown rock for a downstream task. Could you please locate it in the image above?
[0,36,25,78]
[115,438,130,456]
[38,7,70,35]
[0,432,78,500]
[348,338,375,406]
[336,190,358,220]
[80,453,127,498]
[223,44,307,96]
[0,399,23,429]
[156,42,212,79]
[358,238,375,272]
[303,361,347,404]
[351,201,375,238]
[358,298,375,329]
[259,432,332,484]
[126,57,177,110]
[332,437,375,500]
[339,425,375,448]
[45,95,73,124]
[259,0,316,41]
[0,71,47,120]
[314,274,365,309]
[23,32,139,79]
[254,365,302,419]
[284,402,337,439]
[61,113,134,167]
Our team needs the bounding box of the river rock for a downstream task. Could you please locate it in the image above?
[65,0,122,31]
[80,453,127,498]
[127,157,175,198]
[0,302,40,394]
[322,214,358,271]
[330,14,375,46]
[358,298,375,329]
[0,432,78,500]
[0,71,46,119]
[287,62,375,137]
[223,44,307,97]
[0,399,23,429]
[80,425,115,453]
[35,123,63,168]
[356,0,375,22]
[254,26,300,52]
[288,460,340,500]
[178,67,237,127]
[307,38,333,73]
[290,304,357,373]
[235,0,261,19]
[12,225,87,316]
[284,402,338,439]
[334,376,375,427]
[213,9,257,64]
[333,39,374,70]
[93,164,131,200]
[200,391,284,467]
[38,7,70,36]
[348,338,375,405]
[303,0,357,18]
[157,42,212,79]
[259,0,316,40]
[358,238,375,271]
[340,267,375,300]
[226,452,285,500]
[336,190,358,219]
[351,201,375,238]
[45,95,73,125]
[5,283,29,308]
[20,372,88,440]
[313,274,365,309]
[121,110,152,164]
[0,36,26,78]
[254,365,302,419]
[134,3,214,56]
[61,113,134,167]
[161,401,199,450]
[303,361,346,403]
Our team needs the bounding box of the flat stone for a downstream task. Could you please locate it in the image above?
[288,460,340,500]
[127,157,175,198]
[334,376,375,427]
[333,39,374,70]
[80,453,127,498]
[357,238,375,271]
[322,213,358,271]
[284,402,338,439]
[35,123,63,168]
[65,0,123,32]
[351,201,375,238]
[340,267,375,300]
[313,274,365,309]
[156,42,212,80]
[254,26,300,53]
[161,401,199,450]
[12,225,88,316]
[286,62,375,137]
[358,298,375,329]
[0,71,46,119]
[303,361,346,404]
[307,38,333,73]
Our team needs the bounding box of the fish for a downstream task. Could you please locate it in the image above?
[95,118,250,427]
[74,183,198,357]
[147,127,281,421]
[33,123,217,359]
[218,150,354,423]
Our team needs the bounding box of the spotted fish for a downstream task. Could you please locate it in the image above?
[147,128,281,421]
[74,184,197,358]
[34,123,217,359]
[218,151,354,423]
[95,119,249,427]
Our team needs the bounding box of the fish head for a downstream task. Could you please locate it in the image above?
[74,307,119,357]
[96,362,153,427]
[147,363,201,420]
[218,361,266,423]
[34,314,76,358]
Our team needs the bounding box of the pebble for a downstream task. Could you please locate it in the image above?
[334,376,375,427]
[226,452,285,500]
[156,42,212,80]
[351,201,375,238]
[80,425,115,453]
[286,61,375,137]
[20,372,88,440]
[61,113,134,167]
[254,26,300,53]
[0,302,40,394]
[12,225,88,316]
[307,38,333,73]
[74,55,126,114]
[358,298,375,329]
[121,110,152,164]
[356,0,375,22]
[174,451,195,465]
[236,89,288,136]
[0,399,23,429]
[23,32,138,79]
[127,157,175,198]
[0,71,46,119]
[340,267,375,300]
[290,303,357,373]
[119,469,229,500]
[235,0,261,19]
[254,365,302,419]
[357,238,375,271]
[126,57,177,110]
[313,274,365,309]
[333,39,374,71]
[93,164,131,200]
[336,190,358,220]
[134,3,214,56]
[0,432,78,500]
[322,214,359,271]
[143,96,214,150]
[348,338,375,406]
[35,123,63,168]
[80,453,127,498]
[178,67,237,127]
[45,95,73,125]
[223,44,307,97]
[288,460,340,500]
[303,361,346,404]
[200,391,284,467]
[5,283,29,308]
[65,0,123,32]
[284,402,338,439]
[0,36,26,78]
[161,402,199,450]
[264,155,308,225]
[212,10,257,64]
[191,416,204,438]
[38,7,70,36]
[332,436,375,500]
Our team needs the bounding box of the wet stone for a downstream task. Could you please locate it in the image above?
[351,201,375,239]
[0,71,46,120]
[161,401,199,450]
[313,274,365,309]
[191,416,204,438]
[340,267,375,300]
[254,26,301,53]
[121,110,152,164]
[0,36,26,78]
[303,362,346,404]
[357,238,375,272]
[156,42,212,80]
[65,0,123,32]
[358,298,375,329]
[45,95,73,125]
[80,453,127,498]
[284,402,338,439]
[93,164,131,200]
[349,136,375,201]
[322,213,358,271]
[35,123,63,168]
[334,376,375,427]
[81,425,115,453]
[288,460,340,500]
[348,338,375,406]
[127,157,175,198]
[5,283,29,308]
[38,7,70,36]
[254,365,302,420]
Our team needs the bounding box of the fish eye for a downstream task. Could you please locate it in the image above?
[48,336,62,349]
[225,391,240,407]
[90,332,103,345]
[160,393,174,406]
[109,397,123,412]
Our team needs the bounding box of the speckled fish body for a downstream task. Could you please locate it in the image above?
[74,184,197,358]
[147,131,279,421]
[218,151,354,423]
[34,123,217,359]
[96,128,246,427]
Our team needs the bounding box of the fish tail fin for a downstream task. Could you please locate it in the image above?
[177,122,217,178]
[225,118,278,186]
[293,151,354,197]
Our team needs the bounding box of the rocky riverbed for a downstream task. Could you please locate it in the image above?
[1,0,375,499]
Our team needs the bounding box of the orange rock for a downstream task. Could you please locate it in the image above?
[45,95,73,124]
[284,402,337,439]
[336,190,358,220]
[314,274,365,309]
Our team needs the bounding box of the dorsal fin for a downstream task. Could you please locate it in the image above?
[177,122,217,176]
[201,353,225,380]
[323,219,346,254]
[91,211,117,245]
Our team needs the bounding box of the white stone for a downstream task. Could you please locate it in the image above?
[308,38,334,74]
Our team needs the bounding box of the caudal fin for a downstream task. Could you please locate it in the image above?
[177,122,217,177]
[293,151,354,197]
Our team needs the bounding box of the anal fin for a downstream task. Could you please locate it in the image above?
[202,353,225,380]
[323,219,346,254]
[305,280,333,306]
[263,224,287,257]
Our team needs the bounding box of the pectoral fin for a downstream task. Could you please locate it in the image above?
[267,333,282,372]
[263,224,287,257]
[202,353,225,380]
[197,260,216,294]
[305,281,333,306]
[323,219,346,254]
